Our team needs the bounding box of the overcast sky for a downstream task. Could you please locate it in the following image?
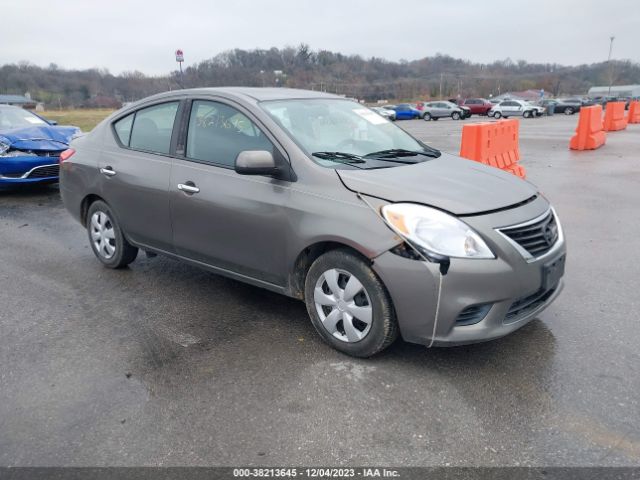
[2,0,638,75]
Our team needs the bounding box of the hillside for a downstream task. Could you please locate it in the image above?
[1,45,639,107]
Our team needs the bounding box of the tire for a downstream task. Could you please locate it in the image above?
[422,112,431,121]
[304,249,398,357]
[523,110,532,118]
[564,107,574,115]
[493,111,502,119]
[451,111,461,120]
[86,200,138,269]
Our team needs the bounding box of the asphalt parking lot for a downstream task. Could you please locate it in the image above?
[1,114,639,467]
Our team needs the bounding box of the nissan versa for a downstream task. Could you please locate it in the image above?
[60,88,566,357]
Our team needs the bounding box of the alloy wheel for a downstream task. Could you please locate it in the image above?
[313,268,373,343]
[90,211,116,259]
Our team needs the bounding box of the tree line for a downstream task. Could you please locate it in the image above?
[1,45,639,108]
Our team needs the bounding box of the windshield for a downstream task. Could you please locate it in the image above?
[0,107,47,129]
[260,99,437,168]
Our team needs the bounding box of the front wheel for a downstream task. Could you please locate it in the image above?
[564,107,574,115]
[493,111,502,119]
[304,249,398,357]
[422,112,432,121]
[451,112,461,120]
[86,200,138,269]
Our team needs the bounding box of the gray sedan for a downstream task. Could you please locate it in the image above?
[420,101,467,121]
[60,87,566,357]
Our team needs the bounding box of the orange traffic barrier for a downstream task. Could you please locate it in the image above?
[459,119,523,177]
[627,101,640,124]
[603,101,628,131]
[569,105,606,151]
[504,164,526,179]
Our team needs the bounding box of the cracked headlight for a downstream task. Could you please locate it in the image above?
[382,203,495,259]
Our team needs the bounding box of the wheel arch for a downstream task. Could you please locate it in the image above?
[289,240,376,300]
[80,193,106,227]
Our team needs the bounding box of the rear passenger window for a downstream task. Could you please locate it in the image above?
[186,100,273,167]
[129,102,179,155]
[113,113,134,145]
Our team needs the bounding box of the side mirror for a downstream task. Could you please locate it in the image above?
[234,150,279,176]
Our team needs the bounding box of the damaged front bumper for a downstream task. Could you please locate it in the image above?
[371,196,567,347]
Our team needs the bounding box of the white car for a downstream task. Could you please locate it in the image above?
[370,106,396,121]
[522,101,545,117]
[489,100,538,119]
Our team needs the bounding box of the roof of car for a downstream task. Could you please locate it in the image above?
[153,87,342,103]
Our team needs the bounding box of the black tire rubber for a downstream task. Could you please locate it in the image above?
[452,112,461,120]
[422,113,431,121]
[86,200,138,269]
[304,249,398,357]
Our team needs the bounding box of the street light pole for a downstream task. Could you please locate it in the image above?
[607,36,615,96]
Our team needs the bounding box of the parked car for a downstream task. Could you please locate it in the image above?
[0,105,80,186]
[538,99,581,115]
[60,87,566,357]
[489,100,539,118]
[385,103,420,120]
[420,101,469,121]
[371,106,396,121]
[458,98,493,116]
[522,101,545,117]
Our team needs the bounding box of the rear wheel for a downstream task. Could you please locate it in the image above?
[451,111,461,120]
[86,200,138,269]
[565,107,574,115]
[524,110,532,118]
[304,249,398,357]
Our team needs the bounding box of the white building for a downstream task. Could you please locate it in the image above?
[587,85,640,98]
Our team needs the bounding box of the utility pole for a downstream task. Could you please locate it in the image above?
[439,73,443,99]
[607,36,615,96]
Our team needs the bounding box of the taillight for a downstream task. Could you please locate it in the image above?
[59,149,75,163]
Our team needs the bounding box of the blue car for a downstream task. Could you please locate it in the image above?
[0,105,80,186]
[386,103,421,120]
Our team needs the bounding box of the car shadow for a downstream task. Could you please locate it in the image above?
[0,182,59,198]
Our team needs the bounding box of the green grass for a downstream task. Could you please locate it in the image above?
[41,109,115,132]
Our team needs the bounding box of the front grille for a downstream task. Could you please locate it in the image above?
[505,287,556,323]
[35,151,62,157]
[455,303,492,326]
[499,210,559,258]
[26,164,59,178]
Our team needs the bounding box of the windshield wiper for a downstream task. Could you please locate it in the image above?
[363,148,441,159]
[312,151,367,164]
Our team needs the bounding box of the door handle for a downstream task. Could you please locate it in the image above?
[178,182,200,194]
[100,166,116,177]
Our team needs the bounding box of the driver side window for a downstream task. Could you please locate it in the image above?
[186,100,273,167]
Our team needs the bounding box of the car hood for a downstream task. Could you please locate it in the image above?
[0,125,80,151]
[337,152,537,215]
